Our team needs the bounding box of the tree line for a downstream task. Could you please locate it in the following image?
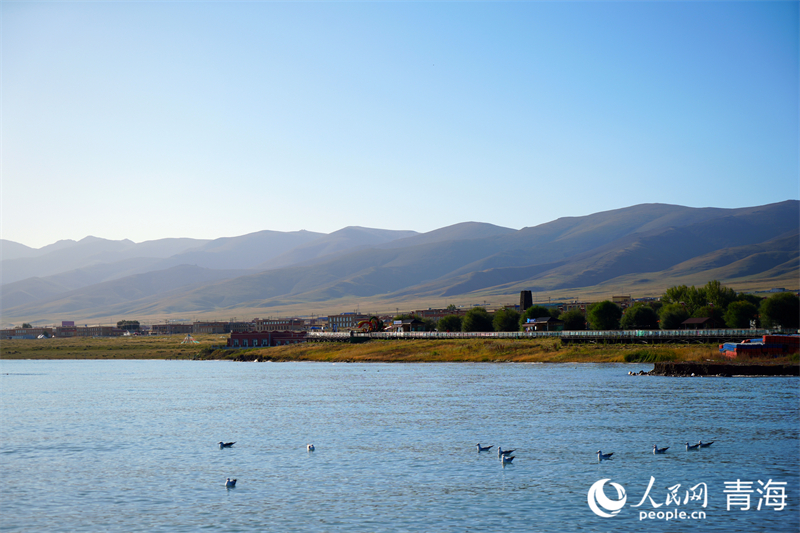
[425,281,799,332]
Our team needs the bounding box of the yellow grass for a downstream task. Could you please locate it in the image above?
[5,335,793,365]
[0,334,226,360]
[230,339,734,363]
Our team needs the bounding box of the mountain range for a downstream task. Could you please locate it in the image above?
[1,201,797,325]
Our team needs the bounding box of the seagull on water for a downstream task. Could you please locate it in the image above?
[502,455,515,465]
[686,442,699,451]
[307,444,315,452]
[498,447,515,457]
[219,441,235,449]
[225,478,237,488]
[476,444,493,452]
[653,444,669,454]
[597,450,614,460]
[698,441,714,448]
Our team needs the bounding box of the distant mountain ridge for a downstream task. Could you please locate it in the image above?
[255,227,419,270]
[1,201,797,323]
[0,236,210,285]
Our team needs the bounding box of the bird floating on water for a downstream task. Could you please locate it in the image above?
[307,444,315,452]
[225,478,237,488]
[653,445,669,454]
[686,442,700,451]
[498,447,515,457]
[476,444,493,452]
[219,441,235,449]
[597,450,614,460]
[502,455,515,465]
[698,441,714,448]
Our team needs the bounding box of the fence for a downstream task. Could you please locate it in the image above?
[307,329,773,343]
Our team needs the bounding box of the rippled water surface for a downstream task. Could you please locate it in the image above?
[1,360,798,532]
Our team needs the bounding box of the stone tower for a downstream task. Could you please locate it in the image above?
[520,290,532,312]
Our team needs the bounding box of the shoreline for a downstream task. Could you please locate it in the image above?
[647,361,800,377]
[2,336,797,368]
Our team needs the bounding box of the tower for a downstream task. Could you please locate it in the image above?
[520,290,532,312]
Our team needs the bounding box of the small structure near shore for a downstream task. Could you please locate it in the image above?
[719,335,799,358]
[522,317,564,332]
[391,319,425,333]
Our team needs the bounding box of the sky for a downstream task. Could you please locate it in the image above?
[2,1,798,249]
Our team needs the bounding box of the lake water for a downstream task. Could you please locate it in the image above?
[1,360,798,532]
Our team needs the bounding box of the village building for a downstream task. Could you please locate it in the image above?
[151,323,194,335]
[227,321,255,333]
[522,317,564,332]
[76,326,125,337]
[413,308,466,321]
[254,318,305,331]
[612,295,632,309]
[55,326,78,338]
[192,321,228,334]
[327,313,369,331]
[304,317,328,331]
[391,318,426,332]
[559,301,589,313]
[227,331,307,348]
[1,327,54,339]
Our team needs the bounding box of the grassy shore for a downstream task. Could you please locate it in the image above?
[0,334,227,360]
[2,335,796,365]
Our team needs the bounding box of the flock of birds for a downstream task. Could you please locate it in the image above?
[476,443,516,465]
[218,438,716,487]
[218,441,317,488]
[597,440,715,461]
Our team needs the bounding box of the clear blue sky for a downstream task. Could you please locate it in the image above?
[3,1,798,248]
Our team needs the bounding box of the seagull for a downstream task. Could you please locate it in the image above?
[597,450,614,460]
[225,478,237,488]
[498,447,515,457]
[698,441,714,448]
[686,442,700,451]
[653,444,669,454]
[476,444,493,452]
[502,455,515,464]
[219,441,235,449]
[307,444,315,452]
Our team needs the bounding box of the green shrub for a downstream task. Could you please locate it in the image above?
[623,349,676,363]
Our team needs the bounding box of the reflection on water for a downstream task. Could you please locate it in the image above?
[1,360,797,532]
